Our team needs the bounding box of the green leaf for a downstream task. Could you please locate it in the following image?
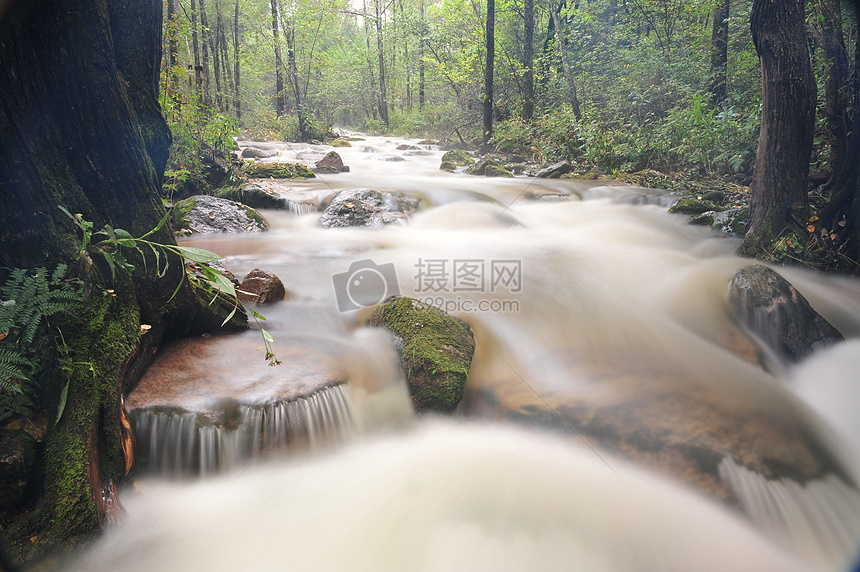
[199,265,236,297]
[172,246,222,263]
[261,328,274,343]
[249,308,267,321]
[56,381,69,425]
[220,304,238,327]
[140,210,171,239]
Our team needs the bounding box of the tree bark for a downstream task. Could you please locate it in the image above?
[270,0,285,117]
[191,0,204,107]
[0,0,244,557]
[818,0,849,177]
[709,0,729,106]
[522,0,535,120]
[363,0,380,121]
[234,0,241,121]
[739,0,816,258]
[483,0,495,151]
[550,0,582,120]
[375,0,390,127]
[166,0,180,108]
[419,0,426,110]
[284,17,309,140]
[200,0,213,106]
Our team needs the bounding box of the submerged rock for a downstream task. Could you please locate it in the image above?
[314,151,347,174]
[535,161,572,179]
[728,265,843,363]
[370,296,475,414]
[465,156,500,176]
[440,149,473,167]
[172,195,268,234]
[318,189,421,228]
[329,138,352,147]
[219,182,287,210]
[237,269,287,305]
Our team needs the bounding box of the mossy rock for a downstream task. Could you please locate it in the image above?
[217,183,286,210]
[171,196,196,231]
[713,206,749,236]
[689,212,715,226]
[329,138,353,147]
[440,149,473,166]
[485,165,515,178]
[370,297,475,414]
[702,190,725,204]
[242,162,315,179]
[668,198,721,215]
[440,161,456,172]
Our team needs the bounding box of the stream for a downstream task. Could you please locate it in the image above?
[71,134,860,571]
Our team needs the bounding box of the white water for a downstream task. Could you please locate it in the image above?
[82,133,860,570]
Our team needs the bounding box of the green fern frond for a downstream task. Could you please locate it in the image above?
[0,346,32,393]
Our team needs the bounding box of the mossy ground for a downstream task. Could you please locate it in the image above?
[242,162,315,179]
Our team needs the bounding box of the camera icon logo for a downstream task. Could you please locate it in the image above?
[332,259,400,311]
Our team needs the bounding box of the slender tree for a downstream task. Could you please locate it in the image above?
[271,0,286,116]
[199,0,213,106]
[522,0,535,120]
[191,0,204,106]
[234,0,241,121]
[739,0,816,258]
[166,0,180,107]
[550,0,581,120]
[483,0,495,151]
[419,0,426,110]
[710,0,729,105]
[375,0,390,126]
[818,0,850,176]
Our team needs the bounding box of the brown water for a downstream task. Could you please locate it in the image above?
[83,133,860,571]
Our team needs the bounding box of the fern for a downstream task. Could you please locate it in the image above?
[0,347,32,393]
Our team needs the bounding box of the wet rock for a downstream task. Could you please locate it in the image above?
[417,139,438,145]
[702,190,725,204]
[0,429,35,508]
[507,154,526,164]
[535,161,573,179]
[296,149,327,163]
[370,296,475,414]
[485,165,515,178]
[243,162,315,179]
[465,156,500,176]
[329,138,352,147]
[237,269,287,305]
[440,149,474,167]
[728,265,843,363]
[712,207,749,236]
[219,182,288,210]
[367,154,405,162]
[403,150,434,157]
[359,146,380,153]
[439,161,456,172]
[318,189,421,228]
[669,198,721,215]
[396,144,419,151]
[314,151,346,174]
[241,147,271,159]
[172,195,269,234]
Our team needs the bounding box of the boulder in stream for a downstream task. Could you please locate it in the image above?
[237,269,287,305]
[172,195,268,234]
[314,151,347,174]
[535,161,573,179]
[370,296,475,414]
[318,189,421,228]
[242,162,315,179]
[728,265,843,363]
[440,149,474,166]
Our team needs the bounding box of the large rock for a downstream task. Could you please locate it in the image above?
[370,297,475,414]
[465,156,501,176]
[440,149,473,166]
[242,162,315,179]
[240,147,272,159]
[535,161,573,179]
[172,195,269,234]
[318,189,421,228]
[0,429,35,508]
[314,151,346,174]
[219,182,287,210]
[237,269,287,305]
[728,265,843,363]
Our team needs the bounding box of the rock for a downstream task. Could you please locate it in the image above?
[689,212,715,226]
[346,136,366,141]
[219,182,287,210]
[439,161,456,172]
[507,154,526,164]
[0,429,35,508]
[702,190,725,204]
[359,146,379,153]
[243,162,315,179]
[712,206,749,236]
[396,144,419,150]
[370,296,475,414]
[403,150,434,157]
[465,156,500,176]
[809,169,831,186]
[668,198,721,215]
[440,149,473,166]
[329,138,352,147]
[536,161,573,179]
[728,265,843,363]
[241,147,271,159]
[417,139,438,145]
[367,154,406,162]
[172,195,269,234]
[318,189,421,229]
[237,269,287,305]
[296,149,327,163]
[315,151,345,174]
[485,165,515,178]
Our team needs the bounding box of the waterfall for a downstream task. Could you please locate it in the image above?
[132,384,357,477]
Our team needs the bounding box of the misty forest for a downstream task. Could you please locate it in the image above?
[2,0,860,570]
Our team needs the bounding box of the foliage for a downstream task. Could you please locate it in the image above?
[0,265,84,423]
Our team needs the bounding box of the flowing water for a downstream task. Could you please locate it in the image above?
[73,134,860,571]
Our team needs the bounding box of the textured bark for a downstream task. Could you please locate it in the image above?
[522,0,535,120]
[191,0,204,106]
[483,0,495,152]
[739,0,816,258]
[0,0,244,559]
[375,0,390,127]
[550,0,582,120]
[710,0,729,105]
[270,0,285,117]
[234,0,241,120]
[819,0,850,178]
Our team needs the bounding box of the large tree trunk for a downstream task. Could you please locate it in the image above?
[0,0,243,558]
[522,0,535,120]
[166,0,180,109]
[284,19,309,141]
[482,0,495,152]
[550,0,582,120]
[200,0,213,106]
[191,0,204,107]
[419,0,426,110]
[234,0,241,121]
[738,0,816,258]
[819,0,849,178]
[375,0,390,127]
[709,0,729,106]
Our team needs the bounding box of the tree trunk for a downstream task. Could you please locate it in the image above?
[284,19,309,141]
[819,0,849,178]
[375,0,390,127]
[522,0,535,120]
[217,0,234,113]
[0,0,244,557]
[234,0,241,121]
[166,0,180,108]
[363,0,380,122]
[200,0,213,107]
[550,0,582,120]
[191,0,204,107]
[419,0,426,110]
[270,0,285,117]
[739,0,816,258]
[206,1,222,110]
[483,0,495,152]
[709,0,729,106]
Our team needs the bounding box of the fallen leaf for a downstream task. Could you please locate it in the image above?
[807,225,815,233]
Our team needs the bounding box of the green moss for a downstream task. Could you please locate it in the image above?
[244,206,266,227]
[370,297,475,414]
[668,198,721,215]
[441,149,473,166]
[329,138,352,147]
[439,161,456,172]
[243,162,315,179]
[485,165,514,178]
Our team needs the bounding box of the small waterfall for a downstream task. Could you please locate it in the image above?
[286,200,318,216]
[132,384,357,477]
